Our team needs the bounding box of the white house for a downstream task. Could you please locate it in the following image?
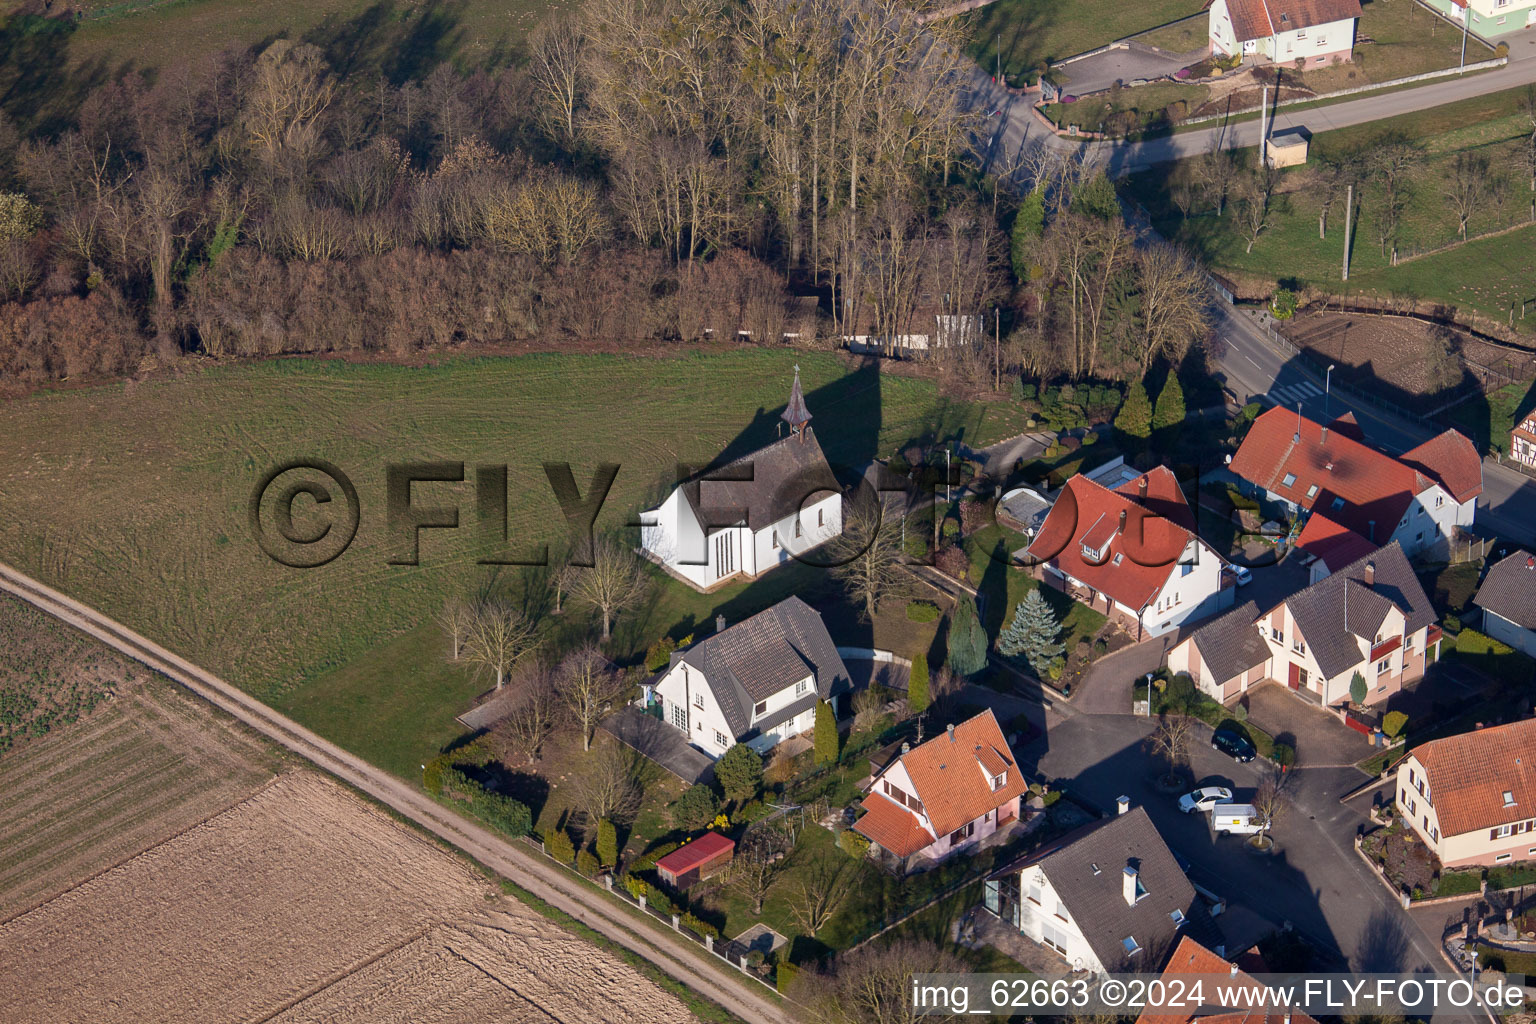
[852,710,1027,866]
[640,370,842,592]
[1512,415,1536,471]
[1026,466,1232,639]
[1230,409,1481,562]
[1209,0,1362,66]
[1425,0,1536,37]
[1397,718,1536,867]
[985,804,1210,974]
[1473,550,1536,658]
[649,597,853,759]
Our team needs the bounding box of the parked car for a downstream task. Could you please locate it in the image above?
[1178,786,1234,814]
[1211,728,1257,763]
[1230,565,1253,587]
[1210,803,1263,835]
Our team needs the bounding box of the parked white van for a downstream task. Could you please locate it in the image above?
[1210,804,1264,835]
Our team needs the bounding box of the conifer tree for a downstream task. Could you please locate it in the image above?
[997,588,1064,677]
[947,592,989,678]
[1115,379,1153,451]
[907,653,931,715]
[1152,374,1186,449]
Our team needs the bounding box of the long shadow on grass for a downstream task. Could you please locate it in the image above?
[302,0,467,85]
[0,11,112,137]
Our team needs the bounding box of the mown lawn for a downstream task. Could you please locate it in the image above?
[0,349,1024,777]
[963,0,1204,79]
[963,524,1107,655]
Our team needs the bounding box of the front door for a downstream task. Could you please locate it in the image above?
[1288,661,1301,690]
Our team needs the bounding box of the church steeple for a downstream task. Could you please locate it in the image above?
[782,365,812,439]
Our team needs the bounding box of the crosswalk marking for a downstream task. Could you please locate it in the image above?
[1271,381,1322,405]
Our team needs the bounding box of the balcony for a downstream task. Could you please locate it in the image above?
[1371,636,1402,662]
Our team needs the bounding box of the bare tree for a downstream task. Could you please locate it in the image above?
[731,818,794,914]
[793,938,968,1024]
[528,12,586,148]
[570,740,644,825]
[1521,86,1536,219]
[435,596,474,660]
[1253,772,1285,845]
[556,643,625,751]
[565,535,650,642]
[1135,242,1210,373]
[1233,172,1272,254]
[789,852,855,935]
[495,662,559,763]
[1148,714,1195,778]
[461,596,541,690]
[1442,151,1490,241]
[828,494,906,620]
[851,687,885,733]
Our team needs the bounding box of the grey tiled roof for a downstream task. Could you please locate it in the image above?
[1282,541,1434,680]
[678,596,851,738]
[992,807,1197,972]
[1186,601,1269,685]
[681,427,840,533]
[1474,550,1536,630]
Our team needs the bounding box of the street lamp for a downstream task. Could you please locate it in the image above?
[1326,364,1336,418]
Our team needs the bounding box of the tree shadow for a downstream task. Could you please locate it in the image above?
[0,9,113,137]
[301,0,467,84]
[1352,906,1413,973]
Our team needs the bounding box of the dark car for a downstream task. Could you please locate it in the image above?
[1211,728,1257,763]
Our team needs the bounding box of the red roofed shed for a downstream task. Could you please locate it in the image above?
[656,832,736,890]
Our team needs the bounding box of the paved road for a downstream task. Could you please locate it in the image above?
[1213,301,1536,548]
[0,562,787,1024]
[967,26,1536,180]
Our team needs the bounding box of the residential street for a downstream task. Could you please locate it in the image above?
[967,25,1536,180]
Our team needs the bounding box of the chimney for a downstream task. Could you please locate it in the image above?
[1138,476,1148,499]
[1117,795,1130,816]
[1321,425,1329,445]
[1118,509,1128,533]
[947,723,955,742]
[1229,963,1239,977]
[1122,866,1139,906]
[1527,556,1534,570]
[1367,520,1376,542]
[901,741,910,754]
[715,614,726,633]
[1364,561,1376,586]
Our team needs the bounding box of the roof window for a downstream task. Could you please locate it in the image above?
[1331,497,1346,511]
[1505,791,1517,807]
[1122,936,1141,955]
[1282,472,1297,488]
[1170,909,1185,924]
[1306,484,1318,499]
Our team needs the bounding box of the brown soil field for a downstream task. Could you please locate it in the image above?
[1280,311,1524,399]
[0,771,698,1024]
[0,676,281,921]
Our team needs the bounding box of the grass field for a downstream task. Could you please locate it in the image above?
[963,0,1204,79]
[1125,88,1536,330]
[0,349,1026,777]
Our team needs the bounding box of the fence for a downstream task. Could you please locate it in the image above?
[520,833,785,993]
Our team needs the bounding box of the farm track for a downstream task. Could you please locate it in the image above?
[0,559,785,1024]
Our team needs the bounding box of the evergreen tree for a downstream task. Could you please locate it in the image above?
[1010,189,1046,283]
[715,742,763,803]
[1071,171,1120,220]
[813,700,839,764]
[907,653,930,714]
[997,589,1064,677]
[1115,379,1153,451]
[1152,374,1186,449]
[947,592,989,678]
[596,819,618,868]
[1349,671,1368,705]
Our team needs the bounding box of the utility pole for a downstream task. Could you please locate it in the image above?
[997,33,1002,85]
[1342,183,1354,281]
[1460,11,1468,72]
[1259,85,1270,168]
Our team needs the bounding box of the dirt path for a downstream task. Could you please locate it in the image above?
[0,561,786,1024]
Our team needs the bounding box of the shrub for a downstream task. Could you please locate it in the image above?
[839,829,872,859]
[645,635,678,672]
[681,911,719,939]
[439,767,532,837]
[1010,376,1027,401]
[576,849,600,877]
[423,757,446,795]
[936,545,970,580]
[1495,42,1510,57]
[671,784,721,831]
[716,742,764,803]
[908,653,931,715]
[906,600,940,623]
[776,961,803,994]
[1020,383,1037,401]
[1272,743,1295,769]
[1082,432,1098,446]
[1349,671,1368,706]
[596,819,619,867]
[814,700,839,764]
[948,592,989,678]
[1042,790,1062,807]
[1443,613,1462,634]
[630,841,679,875]
[623,874,648,901]
[736,799,767,823]
[941,518,961,540]
[544,829,576,866]
[1233,703,1248,722]
[1271,288,1299,319]
[1091,637,1107,657]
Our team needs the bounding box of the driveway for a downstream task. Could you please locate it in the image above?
[1020,710,1443,974]
[601,706,714,784]
[1056,42,1198,96]
[1073,636,1169,714]
[1243,681,1374,767]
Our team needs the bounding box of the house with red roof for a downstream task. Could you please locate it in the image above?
[1026,466,1233,639]
[1208,0,1361,67]
[852,710,1027,867]
[1513,414,1536,472]
[1137,936,1320,1024]
[1397,717,1536,867]
[1229,408,1480,567]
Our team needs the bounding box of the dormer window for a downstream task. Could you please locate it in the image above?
[991,771,1007,791]
[1113,552,1124,565]
[754,700,767,716]
[796,679,810,696]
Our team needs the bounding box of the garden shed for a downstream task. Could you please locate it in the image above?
[656,832,735,890]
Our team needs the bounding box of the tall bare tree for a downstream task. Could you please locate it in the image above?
[528,13,586,149]
[731,818,794,914]
[435,596,474,660]
[1442,150,1490,241]
[1148,713,1194,778]
[556,643,625,751]
[789,852,855,935]
[571,740,644,825]
[495,662,559,762]
[793,938,968,1024]
[565,535,650,642]
[1135,242,1210,373]
[828,494,906,620]
[462,596,541,690]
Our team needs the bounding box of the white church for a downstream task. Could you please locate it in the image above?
[640,369,843,591]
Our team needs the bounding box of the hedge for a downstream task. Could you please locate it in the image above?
[440,767,533,838]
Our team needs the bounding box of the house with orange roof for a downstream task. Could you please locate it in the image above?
[1293,512,1379,584]
[1136,937,1319,1024]
[1513,414,1536,472]
[1208,0,1360,67]
[1025,466,1232,639]
[1397,717,1536,867]
[852,710,1027,867]
[1230,408,1479,565]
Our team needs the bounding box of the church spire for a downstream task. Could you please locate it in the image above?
[782,365,811,439]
